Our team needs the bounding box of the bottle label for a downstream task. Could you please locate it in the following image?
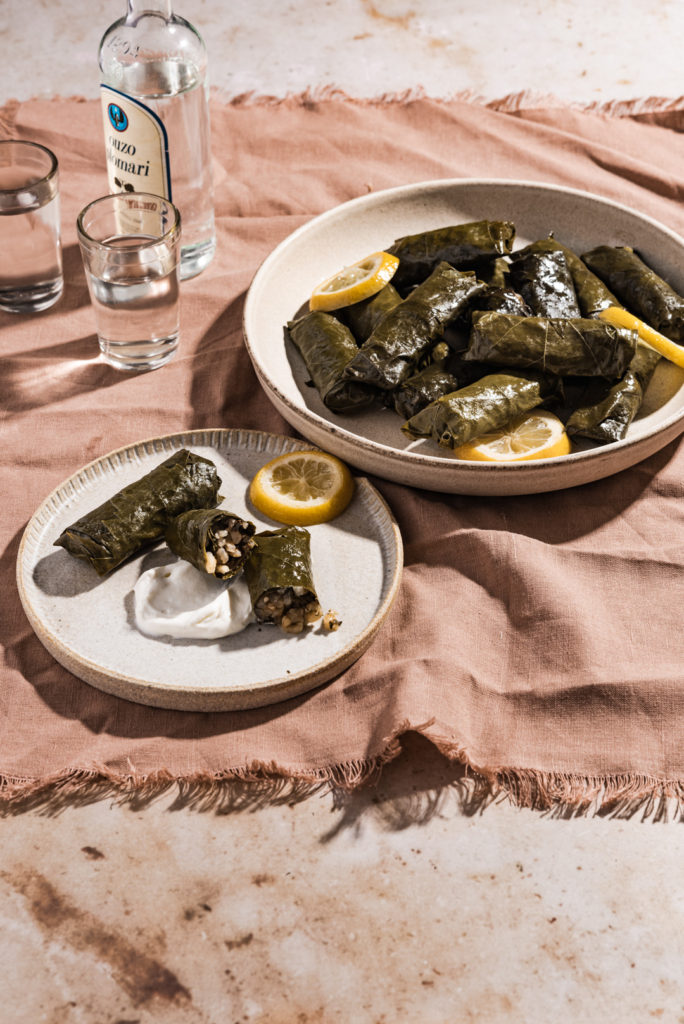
[100,85,172,201]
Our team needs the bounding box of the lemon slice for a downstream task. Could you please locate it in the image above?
[309,251,400,312]
[249,451,355,525]
[453,410,571,462]
[598,305,684,368]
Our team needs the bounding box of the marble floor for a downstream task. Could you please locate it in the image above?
[2,2,684,1022]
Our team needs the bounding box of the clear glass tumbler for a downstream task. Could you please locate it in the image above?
[77,192,181,371]
[0,140,63,314]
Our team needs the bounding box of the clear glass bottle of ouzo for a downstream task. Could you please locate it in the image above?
[99,0,215,279]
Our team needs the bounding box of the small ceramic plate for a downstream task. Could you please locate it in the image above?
[243,178,684,495]
[17,430,403,712]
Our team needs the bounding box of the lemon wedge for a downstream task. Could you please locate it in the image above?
[309,251,400,312]
[598,305,684,368]
[453,410,571,462]
[249,451,355,525]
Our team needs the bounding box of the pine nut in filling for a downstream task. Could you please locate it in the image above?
[305,601,322,623]
[205,517,256,577]
[281,610,305,634]
[254,587,322,632]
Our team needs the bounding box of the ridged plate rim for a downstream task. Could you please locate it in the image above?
[16,429,403,712]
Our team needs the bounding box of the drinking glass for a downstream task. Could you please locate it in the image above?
[77,192,181,371]
[0,140,63,313]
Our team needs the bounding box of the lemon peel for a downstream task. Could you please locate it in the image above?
[598,305,684,369]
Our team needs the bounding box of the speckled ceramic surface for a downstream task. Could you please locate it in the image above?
[243,179,684,495]
[16,430,403,711]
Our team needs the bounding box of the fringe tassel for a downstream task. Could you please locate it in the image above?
[0,98,19,136]
[216,86,684,119]
[1,725,682,821]
[488,767,684,822]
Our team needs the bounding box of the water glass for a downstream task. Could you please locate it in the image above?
[0,140,63,314]
[77,192,181,371]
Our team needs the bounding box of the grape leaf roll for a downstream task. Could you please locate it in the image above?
[287,311,378,412]
[341,262,485,391]
[582,245,684,344]
[54,449,222,576]
[464,312,638,378]
[516,237,619,318]
[565,342,661,443]
[508,249,581,318]
[339,283,402,344]
[244,526,322,634]
[401,373,551,450]
[391,363,463,421]
[388,220,516,290]
[453,285,532,337]
[165,508,256,579]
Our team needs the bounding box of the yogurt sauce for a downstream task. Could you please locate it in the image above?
[133,560,253,640]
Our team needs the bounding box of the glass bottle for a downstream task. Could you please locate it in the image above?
[98,0,215,280]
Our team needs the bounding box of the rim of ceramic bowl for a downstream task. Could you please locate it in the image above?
[243,177,684,480]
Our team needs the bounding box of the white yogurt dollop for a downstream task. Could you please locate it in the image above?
[133,560,253,640]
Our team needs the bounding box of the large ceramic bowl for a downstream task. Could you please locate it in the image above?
[243,179,684,496]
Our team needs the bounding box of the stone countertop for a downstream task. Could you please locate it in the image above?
[4,0,682,104]
[3,735,683,1022]
[2,3,684,1022]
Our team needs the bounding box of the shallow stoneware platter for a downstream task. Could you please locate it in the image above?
[17,430,403,712]
[243,178,684,495]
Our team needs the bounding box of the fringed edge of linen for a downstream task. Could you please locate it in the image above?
[218,87,684,119]
[427,731,684,822]
[0,98,20,135]
[3,90,684,121]
[1,724,681,821]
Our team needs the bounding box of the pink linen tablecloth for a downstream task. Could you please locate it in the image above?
[1,94,683,812]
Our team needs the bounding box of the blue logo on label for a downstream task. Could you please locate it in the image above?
[108,103,128,132]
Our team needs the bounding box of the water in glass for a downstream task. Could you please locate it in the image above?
[0,160,63,313]
[87,233,180,371]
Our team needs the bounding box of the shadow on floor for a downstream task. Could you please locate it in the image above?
[1,731,496,823]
